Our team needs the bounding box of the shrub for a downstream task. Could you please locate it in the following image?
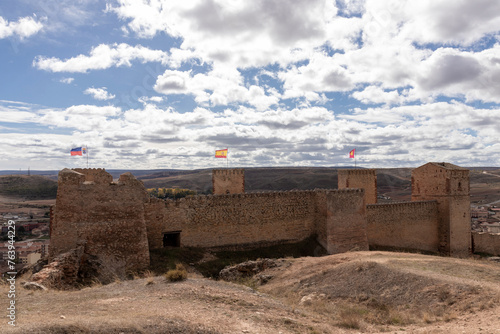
[165,263,188,282]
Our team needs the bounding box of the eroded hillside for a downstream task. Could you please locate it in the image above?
[5,251,500,333]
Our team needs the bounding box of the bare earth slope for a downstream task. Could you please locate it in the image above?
[4,251,500,333]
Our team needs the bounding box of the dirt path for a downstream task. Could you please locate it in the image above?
[3,251,500,333]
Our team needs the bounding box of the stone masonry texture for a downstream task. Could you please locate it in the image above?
[50,169,369,281]
[411,162,471,257]
[49,162,481,285]
[50,169,151,281]
[338,169,377,205]
[472,232,500,256]
[212,169,245,195]
[367,201,439,253]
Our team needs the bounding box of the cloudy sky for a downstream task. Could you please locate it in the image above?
[1,0,500,170]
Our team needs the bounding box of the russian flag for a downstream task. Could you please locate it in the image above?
[71,147,84,156]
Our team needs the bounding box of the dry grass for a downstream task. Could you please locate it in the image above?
[165,263,188,282]
[337,306,364,329]
[3,275,318,334]
[260,251,500,331]
[4,251,500,334]
[142,270,155,278]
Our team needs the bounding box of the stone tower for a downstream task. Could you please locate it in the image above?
[212,169,245,195]
[50,168,151,283]
[411,162,470,257]
[338,169,377,205]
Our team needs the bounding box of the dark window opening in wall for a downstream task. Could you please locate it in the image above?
[163,231,181,247]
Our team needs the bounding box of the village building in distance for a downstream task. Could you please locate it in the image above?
[0,212,50,275]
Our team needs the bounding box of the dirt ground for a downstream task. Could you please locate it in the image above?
[0,195,54,216]
[2,251,500,333]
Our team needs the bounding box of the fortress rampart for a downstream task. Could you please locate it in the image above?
[50,168,368,281]
[155,190,319,249]
[472,232,500,256]
[146,188,367,253]
[367,201,439,253]
[48,162,494,283]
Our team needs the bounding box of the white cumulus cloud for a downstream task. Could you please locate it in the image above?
[154,66,280,111]
[33,43,169,73]
[60,77,74,84]
[0,16,44,39]
[84,87,116,101]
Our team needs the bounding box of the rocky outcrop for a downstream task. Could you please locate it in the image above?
[22,281,48,291]
[219,259,279,282]
[31,247,85,289]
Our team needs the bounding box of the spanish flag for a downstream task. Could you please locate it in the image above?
[349,149,355,159]
[215,149,228,158]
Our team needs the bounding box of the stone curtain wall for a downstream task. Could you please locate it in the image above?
[212,169,245,195]
[325,189,368,254]
[472,232,500,256]
[144,188,368,253]
[314,191,328,251]
[155,190,320,249]
[50,169,151,279]
[338,169,377,205]
[366,201,439,253]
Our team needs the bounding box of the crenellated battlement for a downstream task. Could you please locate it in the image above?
[160,187,365,208]
[338,169,376,175]
[58,169,144,189]
[212,168,245,175]
[367,200,437,211]
[72,168,112,184]
[58,168,86,186]
[212,168,245,195]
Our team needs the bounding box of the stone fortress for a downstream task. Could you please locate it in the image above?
[47,162,500,283]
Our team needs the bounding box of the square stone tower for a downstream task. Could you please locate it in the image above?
[212,169,245,195]
[338,169,377,205]
[411,162,470,257]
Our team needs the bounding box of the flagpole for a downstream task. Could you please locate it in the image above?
[86,145,89,168]
[226,147,228,168]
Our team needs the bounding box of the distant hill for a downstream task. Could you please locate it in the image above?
[138,166,500,203]
[139,167,342,193]
[0,166,499,203]
[139,167,415,195]
[0,175,58,199]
